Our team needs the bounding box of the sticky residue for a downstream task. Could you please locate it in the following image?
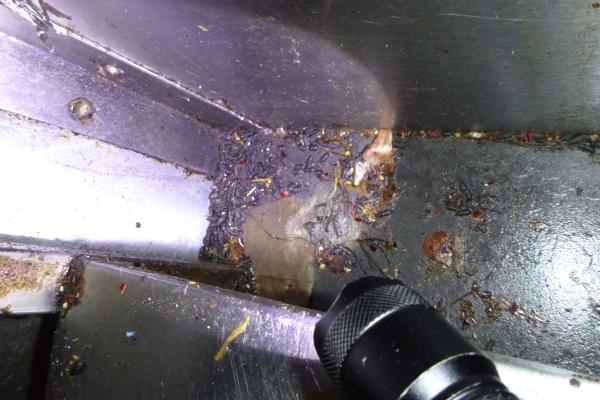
[214,316,251,361]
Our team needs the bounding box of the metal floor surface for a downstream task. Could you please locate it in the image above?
[310,138,600,377]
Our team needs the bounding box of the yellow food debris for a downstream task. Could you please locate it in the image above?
[188,280,198,286]
[345,180,354,187]
[468,131,485,139]
[343,150,352,157]
[214,316,251,361]
[252,177,272,185]
[378,174,385,181]
[361,204,377,222]
[454,132,462,138]
[318,263,326,270]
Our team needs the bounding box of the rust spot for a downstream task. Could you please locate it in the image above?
[593,3,600,9]
[0,304,12,314]
[0,255,61,298]
[422,231,453,267]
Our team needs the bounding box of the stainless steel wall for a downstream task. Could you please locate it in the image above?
[4,0,600,131]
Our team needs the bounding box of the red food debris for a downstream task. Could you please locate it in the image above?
[279,190,289,199]
[523,130,535,142]
[430,130,442,138]
[239,160,246,166]
[286,283,293,289]
[399,130,411,138]
[119,282,126,294]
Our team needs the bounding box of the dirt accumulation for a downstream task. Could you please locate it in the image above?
[0,255,61,298]
[201,126,600,305]
[201,127,399,301]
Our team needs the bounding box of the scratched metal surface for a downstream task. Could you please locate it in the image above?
[46,261,340,400]
[45,260,600,399]
[5,0,600,131]
[311,138,600,377]
[0,7,227,175]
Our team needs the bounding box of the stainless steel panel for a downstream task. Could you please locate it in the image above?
[3,0,600,131]
[0,110,211,260]
[47,260,600,399]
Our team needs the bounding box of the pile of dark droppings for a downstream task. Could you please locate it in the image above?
[201,127,400,286]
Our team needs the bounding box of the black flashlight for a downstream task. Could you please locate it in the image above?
[314,277,518,400]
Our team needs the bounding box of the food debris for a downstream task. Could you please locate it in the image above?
[570,377,581,387]
[468,282,548,329]
[226,236,245,263]
[470,209,487,232]
[197,24,209,32]
[422,231,453,267]
[424,206,438,219]
[252,177,273,185]
[458,298,477,329]
[214,316,251,361]
[445,180,495,218]
[0,255,61,298]
[67,354,86,376]
[118,282,126,294]
[529,220,551,232]
[125,331,137,339]
[353,129,393,185]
